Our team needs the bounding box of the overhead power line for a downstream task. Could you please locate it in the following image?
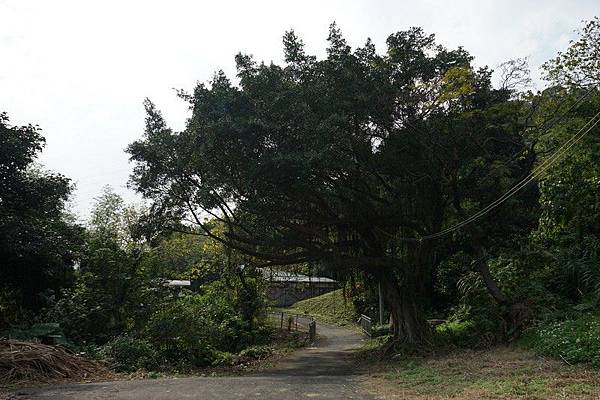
[417,109,600,242]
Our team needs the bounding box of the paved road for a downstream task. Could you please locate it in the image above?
[14,322,373,400]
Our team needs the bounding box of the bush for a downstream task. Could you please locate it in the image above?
[144,301,219,366]
[43,286,100,344]
[434,319,490,348]
[101,336,158,372]
[371,324,390,338]
[238,345,272,360]
[41,271,270,372]
[211,351,236,366]
[525,314,600,367]
[45,275,172,345]
[285,331,309,349]
[144,284,255,367]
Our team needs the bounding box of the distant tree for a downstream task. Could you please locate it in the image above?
[531,18,600,303]
[543,17,600,88]
[0,112,83,327]
[140,232,206,279]
[88,185,144,248]
[48,188,153,343]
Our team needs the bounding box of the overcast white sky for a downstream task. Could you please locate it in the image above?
[1,0,598,218]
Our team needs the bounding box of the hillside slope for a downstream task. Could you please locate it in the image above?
[285,289,358,326]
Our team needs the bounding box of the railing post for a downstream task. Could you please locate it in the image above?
[378,282,384,326]
[280,311,284,329]
[308,321,316,343]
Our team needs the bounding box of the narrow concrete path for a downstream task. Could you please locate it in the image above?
[15,322,373,400]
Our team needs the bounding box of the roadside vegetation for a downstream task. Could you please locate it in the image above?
[1,15,600,396]
[359,345,600,399]
[0,177,291,381]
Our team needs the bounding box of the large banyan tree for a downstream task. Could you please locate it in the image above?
[128,24,536,343]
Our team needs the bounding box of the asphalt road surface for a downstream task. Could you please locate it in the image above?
[13,322,373,400]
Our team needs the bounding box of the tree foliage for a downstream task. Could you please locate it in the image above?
[46,188,160,343]
[0,112,83,327]
[543,17,600,88]
[529,18,600,303]
[128,25,538,342]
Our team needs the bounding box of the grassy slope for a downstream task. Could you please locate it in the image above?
[284,289,358,326]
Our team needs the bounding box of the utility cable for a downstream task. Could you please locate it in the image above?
[417,110,600,241]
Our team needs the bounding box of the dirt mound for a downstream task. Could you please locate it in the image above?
[0,339,113,385]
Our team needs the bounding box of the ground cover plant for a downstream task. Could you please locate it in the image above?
[359,345,600,399]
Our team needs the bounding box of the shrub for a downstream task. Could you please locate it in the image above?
[285,331,309,349]
[144,284,254,367]
[43,286,100,344]
[371,324,391,338]
[211,351,236,366]
[434,320,485,347]
[525,314,600,367]
[238,345,272,359]
[101,336,158,372]
[144,300,218,367]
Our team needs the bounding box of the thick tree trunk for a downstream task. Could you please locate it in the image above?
[379,270,429,344]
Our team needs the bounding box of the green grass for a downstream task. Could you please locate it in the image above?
[283,289,358,326]
[475,376,549,398]
[385,361,446,387]
[360,345,600,399]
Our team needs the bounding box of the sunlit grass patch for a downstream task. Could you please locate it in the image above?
[474,376,549,397]
[284,289,358,326]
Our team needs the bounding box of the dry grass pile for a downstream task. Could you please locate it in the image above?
[0,339,112,385]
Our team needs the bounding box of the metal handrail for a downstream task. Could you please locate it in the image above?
[358,314,372,336]
[267,311,317,343]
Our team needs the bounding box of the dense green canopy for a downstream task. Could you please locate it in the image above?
[127,25,541,342]
[0,113,83,326]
